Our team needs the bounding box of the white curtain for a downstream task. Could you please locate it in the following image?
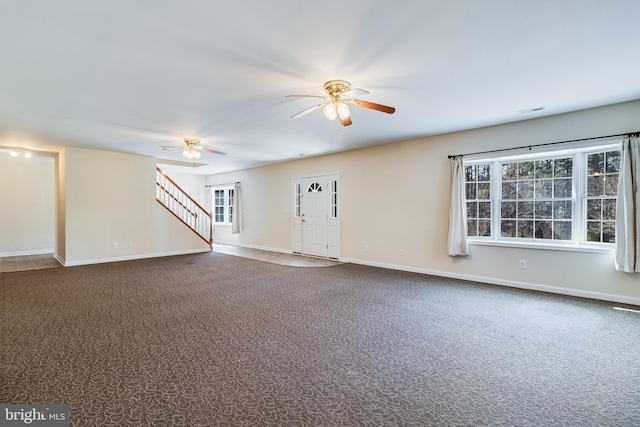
[448,157,468,256]
[615,135,640,272]
[205,187,212,215]
[232,182,241,235]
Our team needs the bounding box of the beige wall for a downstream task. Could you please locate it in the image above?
[0,153,55,255]
[58,147,210,265]
[206,100,640,305]
[164,171,207,206]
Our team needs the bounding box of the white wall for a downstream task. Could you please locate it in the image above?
[0,153,55,256]
[163,171,207,206]
[206,99,640,305]
[58,147,210,265]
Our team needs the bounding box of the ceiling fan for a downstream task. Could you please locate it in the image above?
[160,138,227,160]
[286,80,395,126]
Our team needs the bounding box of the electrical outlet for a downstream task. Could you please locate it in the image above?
[399,248,404,256]
[364,245,369,253]
[519,260,526,270]
[112,243,118,250]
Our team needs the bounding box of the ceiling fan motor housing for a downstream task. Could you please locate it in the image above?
[184,138,199,147]
[324,80,351,102]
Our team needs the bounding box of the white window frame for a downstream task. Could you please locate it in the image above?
[329,178,338,219]
[294,182,301,218]
[464,139,621,253]
[212,186,235,225]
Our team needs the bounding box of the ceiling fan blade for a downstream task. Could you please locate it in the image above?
[160,148,182,154]
[350,99,396,114]
[286,94,328,100]
[340,116,353,127]
[343,88,369,98]
[200,147,227,156]
[290,104,325,119]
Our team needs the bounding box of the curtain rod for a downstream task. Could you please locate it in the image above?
[447,131,639,159]
[205,182,240,187]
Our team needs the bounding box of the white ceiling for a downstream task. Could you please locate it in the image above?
[1,1,639,174]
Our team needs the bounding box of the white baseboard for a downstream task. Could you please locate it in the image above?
[0,249,54,258]
[340,257,640,307]
[61,248,212,267]
[54,253,65,266]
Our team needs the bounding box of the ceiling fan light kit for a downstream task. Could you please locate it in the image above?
[182,147,202,159]
[288,79,395,127]
[160,138,227,160]
[337,102,350,120]
[323,103,337,120]
[182,138,203,159]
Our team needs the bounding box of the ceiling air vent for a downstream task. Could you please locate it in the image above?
[518,106,546,114]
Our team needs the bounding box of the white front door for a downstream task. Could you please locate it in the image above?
[301,176,328,257]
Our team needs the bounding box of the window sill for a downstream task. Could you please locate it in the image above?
[468,239,614,253]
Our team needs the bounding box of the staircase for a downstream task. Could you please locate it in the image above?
[156,167,212,247]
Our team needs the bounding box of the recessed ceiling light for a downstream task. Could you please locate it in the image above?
[9,151,18,157]
[24,152,32,158]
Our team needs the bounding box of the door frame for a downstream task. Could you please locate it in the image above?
[291,172,340,259]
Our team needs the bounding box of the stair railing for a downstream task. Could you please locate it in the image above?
[156,167,212,247]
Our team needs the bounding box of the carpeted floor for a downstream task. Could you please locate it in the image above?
[1,251,639,426]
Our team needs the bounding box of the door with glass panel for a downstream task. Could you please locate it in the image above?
[292,174,340,258]
[300,176,328,257]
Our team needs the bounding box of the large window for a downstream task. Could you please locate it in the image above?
[213,187,235,224]
[499,157,573,240]
[464,143,620,249]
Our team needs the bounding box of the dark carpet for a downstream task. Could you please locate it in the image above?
[1,252,639,426]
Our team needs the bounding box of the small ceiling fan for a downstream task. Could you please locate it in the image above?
[286,80,396,126]
[160,138,227,160]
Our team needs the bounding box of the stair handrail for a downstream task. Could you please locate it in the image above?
[155,167,212,246]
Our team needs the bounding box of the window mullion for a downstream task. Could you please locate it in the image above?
[492,160,501,241]
[574,153,585,245]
